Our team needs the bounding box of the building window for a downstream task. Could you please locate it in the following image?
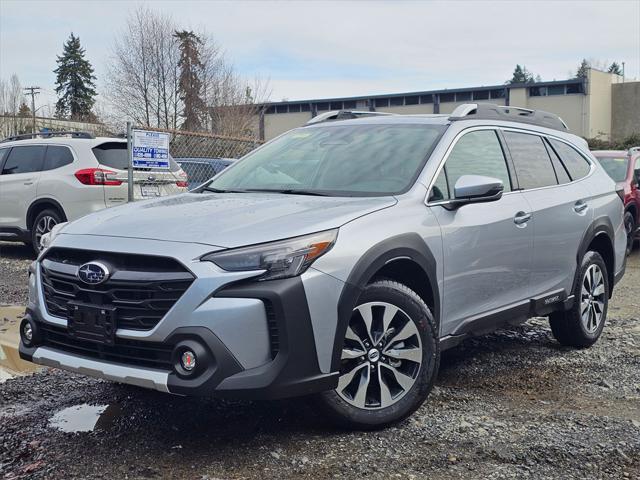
[440,92,455,102]
[548,85,565,95]
[275,105,288,113]
[375,98,389,107]
[405,95,419,105]
[330,101,343,110]
[473,90,489,100]
[456,91,471,101]
[389,97,404,106]
[288,104,301,113]
[565,83,583,94]
[529,86,547,97]
[489,89,506,99]
[265,106,275,114]
[420,95,433,104]
[300,103,311,112]
[343,100,356,109]
[316,102,329,111]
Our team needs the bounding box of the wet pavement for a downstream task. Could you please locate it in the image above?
[0,247,639,479]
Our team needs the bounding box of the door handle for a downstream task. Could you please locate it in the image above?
[514,211,532,226]
[23,181,34,185]
[574,200,588,214]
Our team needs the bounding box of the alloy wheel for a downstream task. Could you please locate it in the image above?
[580,264,606,334]
[35,215,58,251]
[337,301,423,410]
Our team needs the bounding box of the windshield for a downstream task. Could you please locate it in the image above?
[597,156,629,182]
[206,124,445,196]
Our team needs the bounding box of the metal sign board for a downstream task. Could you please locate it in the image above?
[132,130,170,169]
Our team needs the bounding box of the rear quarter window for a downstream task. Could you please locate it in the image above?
[548,139,591,180]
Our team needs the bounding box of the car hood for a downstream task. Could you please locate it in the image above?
[61,192,397,248]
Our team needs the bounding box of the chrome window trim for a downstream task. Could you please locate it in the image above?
[424,125,596,207]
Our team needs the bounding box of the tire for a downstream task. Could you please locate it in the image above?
[549,251,609,348]
[317,280,439,430]
[30,209,62,255]
[624,210,636,256]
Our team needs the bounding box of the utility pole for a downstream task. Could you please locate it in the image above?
[23,86,41,134]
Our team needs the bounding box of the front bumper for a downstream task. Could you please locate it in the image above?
[20,236,342,399]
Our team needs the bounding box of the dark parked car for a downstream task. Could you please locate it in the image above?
[176,158,236,189]
[593,147,640,254]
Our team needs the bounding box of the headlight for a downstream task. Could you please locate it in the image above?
[40,222,68,250]
[202,229,338,281]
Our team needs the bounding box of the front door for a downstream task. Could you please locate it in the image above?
[428,129,533,336]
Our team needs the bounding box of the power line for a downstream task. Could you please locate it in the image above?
[23,86,41,134]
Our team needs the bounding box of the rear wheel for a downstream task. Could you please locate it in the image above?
[317,280,439,430]
[624,210,636,255]
[30,209,62,255]
[550,251,608,348]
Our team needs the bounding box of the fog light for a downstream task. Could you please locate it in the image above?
[181,350,196,371]
[23,322,33,342]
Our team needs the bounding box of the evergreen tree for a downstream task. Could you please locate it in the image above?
[18,102,31,117]
[54,33,97,119]
[508,64,535,84]
[607,62,622,75]
[576,59,590,79]
[174,30,206,131]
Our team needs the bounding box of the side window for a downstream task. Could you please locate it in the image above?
[548,138,591,180]
[433,130,511,201]
[0,148,9,171]
[43,146,74,171]
[504,132,557,189]
[544,139,571,184]
[1,146,46,175]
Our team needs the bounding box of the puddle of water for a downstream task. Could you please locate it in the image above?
[49,403,122,433]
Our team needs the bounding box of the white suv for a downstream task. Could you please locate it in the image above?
[0,132,188,253]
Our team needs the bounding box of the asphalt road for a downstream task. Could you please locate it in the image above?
[1,242,638,479]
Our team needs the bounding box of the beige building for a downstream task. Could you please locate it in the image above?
[258,68,638,142]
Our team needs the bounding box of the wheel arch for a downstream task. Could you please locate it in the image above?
[576,216,616,298]
[26,198,67,232]
[331,233,439,372]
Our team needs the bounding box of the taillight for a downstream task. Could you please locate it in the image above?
[176,170,188,188]
[75,168,122,186]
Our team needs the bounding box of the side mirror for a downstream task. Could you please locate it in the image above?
[444,175,504,210]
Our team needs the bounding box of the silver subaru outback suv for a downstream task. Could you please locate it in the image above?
[19,104,627,429]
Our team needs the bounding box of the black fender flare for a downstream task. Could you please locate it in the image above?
[26,198,67,231]
[331,233,439,372]
[574,215,615,295]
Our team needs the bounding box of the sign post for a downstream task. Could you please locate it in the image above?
[126,122,133,202]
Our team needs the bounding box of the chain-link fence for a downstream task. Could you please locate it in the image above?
[126,127,262,201]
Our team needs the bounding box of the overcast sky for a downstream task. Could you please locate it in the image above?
[1,0,639,112]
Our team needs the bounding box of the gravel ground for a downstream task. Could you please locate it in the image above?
[0,242,33,306]
[0,243,638,479]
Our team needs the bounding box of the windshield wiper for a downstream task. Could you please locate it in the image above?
[243,188,330,197]
[201,186,247,193]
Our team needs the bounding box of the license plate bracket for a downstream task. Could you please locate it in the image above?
[67,302,117,345]
[140,184,161,197]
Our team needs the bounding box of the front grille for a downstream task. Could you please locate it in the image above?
[40,323,173,370]
[263,300,279,359]
[40,248,195,331]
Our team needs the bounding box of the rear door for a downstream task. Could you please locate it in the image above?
[429,128,534,335]
[504,131,593,299]
[0,145,46,229]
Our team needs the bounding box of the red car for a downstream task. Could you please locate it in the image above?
[593,147,640,255]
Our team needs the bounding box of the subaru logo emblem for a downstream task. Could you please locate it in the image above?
[77,262,110,285]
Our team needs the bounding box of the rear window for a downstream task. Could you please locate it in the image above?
[597,156,629,182]
[93,142,180,171]
[43,146,74,171]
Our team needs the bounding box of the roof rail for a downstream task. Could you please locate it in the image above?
[306,110,394,125]
[449,103,569,132]
[0,131,96,143]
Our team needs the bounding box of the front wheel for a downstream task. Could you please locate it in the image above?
[550,251,609,348]
[317,280,439,430]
